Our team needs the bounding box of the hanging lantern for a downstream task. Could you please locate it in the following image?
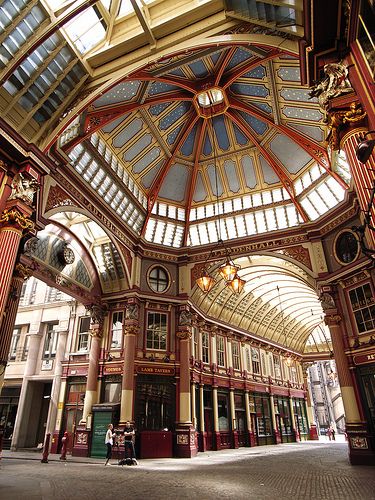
[227,273,246,294]
[219,259,239,282]
[196,271,216,292]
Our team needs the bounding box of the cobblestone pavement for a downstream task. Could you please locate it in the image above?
[1,442,375,500]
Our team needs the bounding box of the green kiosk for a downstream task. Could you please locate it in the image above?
[90,403,120,458]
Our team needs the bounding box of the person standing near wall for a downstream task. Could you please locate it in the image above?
[105,423,115,466]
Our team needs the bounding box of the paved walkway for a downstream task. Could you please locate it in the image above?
[1,441,375,500]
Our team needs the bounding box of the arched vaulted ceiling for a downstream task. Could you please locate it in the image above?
[191,254,332,354]
[0,1,343,355]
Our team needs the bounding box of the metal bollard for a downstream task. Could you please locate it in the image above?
[59,432,68,461]
[41,432,51,463]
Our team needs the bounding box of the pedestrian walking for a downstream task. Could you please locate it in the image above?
[105,423,116,466]
[327,427,332,441]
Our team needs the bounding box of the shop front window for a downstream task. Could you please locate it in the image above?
[135,375,175,431]
[103,376,121,403]
[293,398,308,435]
[218,393,229,431]
[349,283,375,333]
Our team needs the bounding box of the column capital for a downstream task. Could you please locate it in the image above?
[124,324,139,336]
[325,314,342,326]
[0,206,35,233]
[14,263,32,280]
[326,101,367,150]
[176,330,192,341]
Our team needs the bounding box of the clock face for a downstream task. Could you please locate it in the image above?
[62,246,75,265]
[335,231,359,264]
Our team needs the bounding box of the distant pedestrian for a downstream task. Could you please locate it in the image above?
[105,423,116,466]
[331,427,336,441]
[327,427,332,441]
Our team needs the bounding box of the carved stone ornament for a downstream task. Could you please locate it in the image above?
[23,236,39,256]
[176,330,192,341]
[309,62,353,111]
[325,314,342,326]
[14,263,31,280]
[124,325,139,336]
[179,310,192,326]
[320,292,336,311]
[326,102,367,150]
[125,304,138,320]
[8,172,39,206]
[0,208,35,232]
[86,304,107,325]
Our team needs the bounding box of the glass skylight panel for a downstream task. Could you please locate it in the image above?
[189,225,200,246]
[235,215,246,237]
[173,226,184,247]
[262,191,272,205]
[326,177,346,200]
[301,170,313,190]
[316,183,337,208]
[275,206,288,228]
[300,197,319,220]
[272,188,283,202]
[202,222,212,243]
[265,209,277,230]
[164,224,174,245]
[245,212,256,235]
[224,200,233,213]
[309,190,328,215]
[168,205,176,219]
[205,205,214,218]
[242,195,252,209]
[91,169,106,189]
[310,164,321,181]
[154,220,166,243]
[233,198,242,211]
[158,203,167,217]
[294,178,303,195]
[282,188,290,200]
[255,211,267,233]
[286,205,299,225]
[252,193,262,207]
[64,7,106,54]
[118,0,135,17]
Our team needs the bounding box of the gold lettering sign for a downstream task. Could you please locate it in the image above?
[137,365,175,376]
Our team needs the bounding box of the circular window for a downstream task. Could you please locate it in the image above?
[147,266,170,293]
[334,230,359,265]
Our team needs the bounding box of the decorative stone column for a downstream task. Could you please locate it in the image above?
[269,393,280,444]
[10,330,43,450]
[244,391,255,446]
[0,263,30,391]
[229,388,239,448]
[302,363,319,440]
[288,396,299,442]
[324,309,370,464]
[81,306,106,424]
[175,306,197,458]
[198,384,206,451]
[120,300,139,424]
[212,385,220,450]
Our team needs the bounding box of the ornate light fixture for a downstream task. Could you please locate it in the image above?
[195,115,246,294]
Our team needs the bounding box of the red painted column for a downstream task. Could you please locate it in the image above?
[0,264,30,384]
[324,311,373,464]
[175,307,197,458]
[120,302,138,424]
[341,129,375,249]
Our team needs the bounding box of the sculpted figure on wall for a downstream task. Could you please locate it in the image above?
[309,63,353,111]
[8,173,39,206]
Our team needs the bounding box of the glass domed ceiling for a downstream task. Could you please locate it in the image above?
[58,42,349,248]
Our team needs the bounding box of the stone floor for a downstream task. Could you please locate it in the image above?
[1,441,375,500]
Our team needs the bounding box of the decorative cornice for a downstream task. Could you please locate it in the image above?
[325,314,342,326]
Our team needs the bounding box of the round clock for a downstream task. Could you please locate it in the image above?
[334,230,359,265]
[60,245,75,265]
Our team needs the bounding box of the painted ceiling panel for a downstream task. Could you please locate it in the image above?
[239,111,268,135]
[280,88,318,103]
[233,123,249,146]
[188,60,210,78]
[242,156,257,188]
[149,102,172,116]
[159,102,191,130]
[102,115,130,134]
[290,123,324,142]
[140,160,163,188]
[270,134,312,174]
[224,160,240,193]
[225,47,254,71]
[132,146,161,174]
[193,171,207,202]
[207,164,224,196]
[124,134,152,161]
[231,83,269,98]
[277,67,301,81]
[113,118,143,148]
[243,65,266,79]
[213,115,230,151]
[167,124,184,145]
[282,106,323,122]
[92,81,141,107]
[180,125,197,157]
[148,81,181,95]
[159,163,189,201]
[259,156,279,184]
